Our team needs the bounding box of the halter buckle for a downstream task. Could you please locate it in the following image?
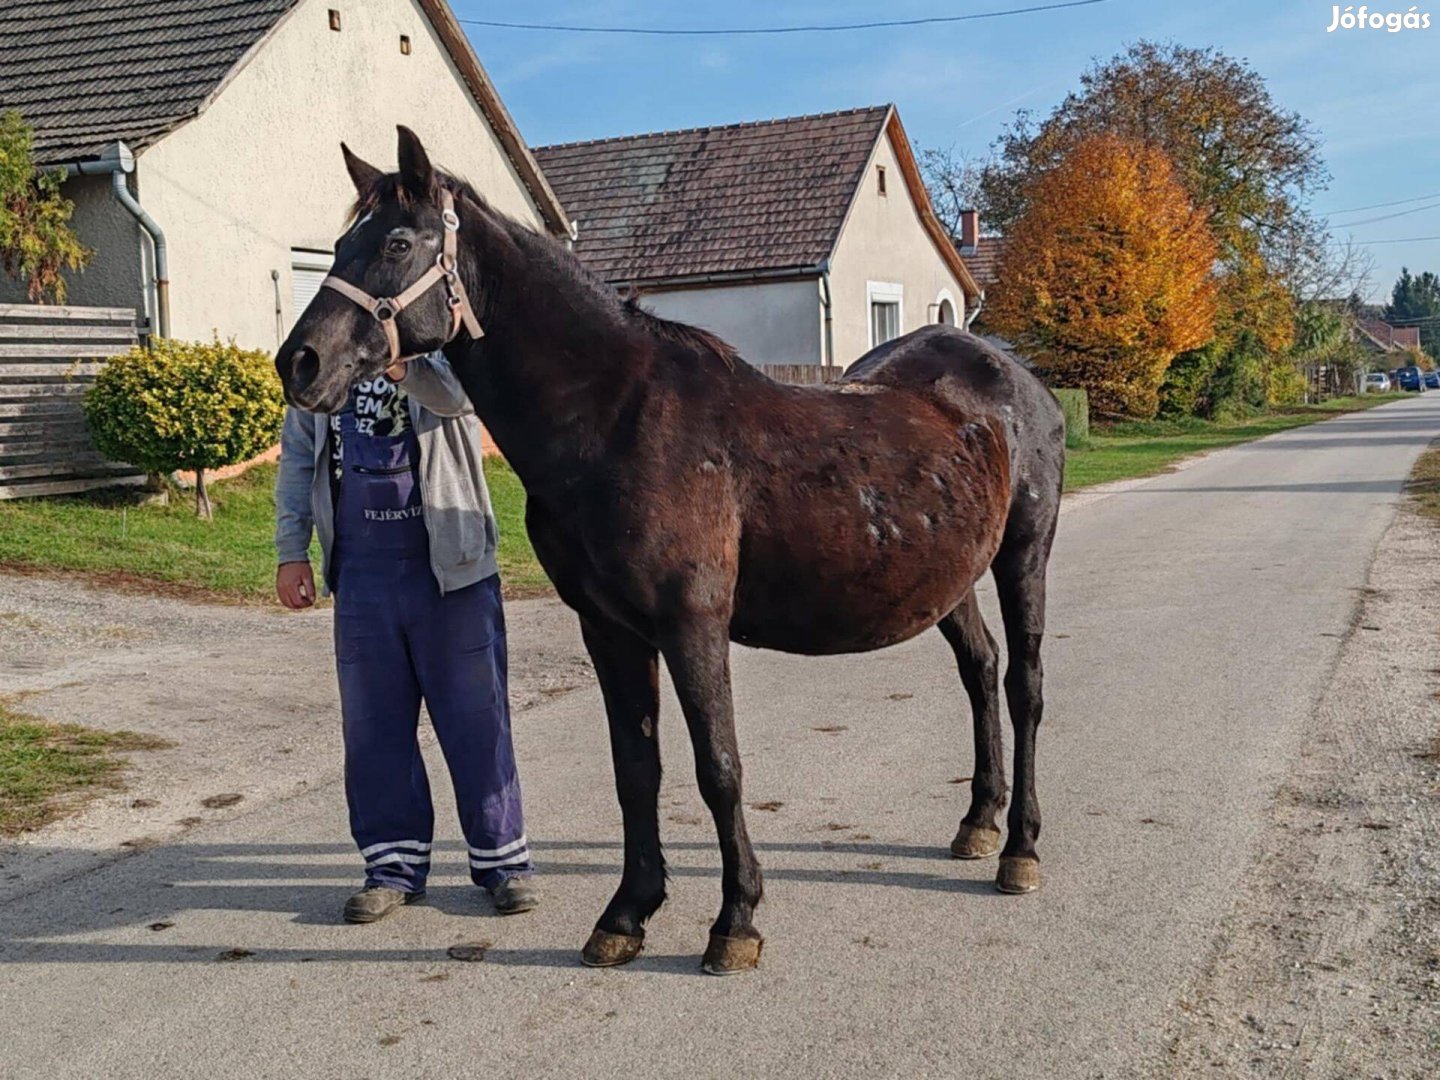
[436,252,456,276]
[373,298,398,321]
[441,209,460,232]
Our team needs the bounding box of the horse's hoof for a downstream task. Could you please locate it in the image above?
[996,856,1041,894]
[950,824,1002,860]
[580,929,644,968]
[701,932,763,976]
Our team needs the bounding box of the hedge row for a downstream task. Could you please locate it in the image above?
[1052,388,1090,448]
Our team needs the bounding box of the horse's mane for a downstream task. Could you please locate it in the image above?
[348,171,740,372]
[619,294,739,370]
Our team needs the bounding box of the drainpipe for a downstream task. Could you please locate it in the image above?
[963,288,985,332]
[52,141,169,338]
[819,259,835,369]
[108,169,169,338]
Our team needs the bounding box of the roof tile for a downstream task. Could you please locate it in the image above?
[0,0,300,164]
[534,107,890,284]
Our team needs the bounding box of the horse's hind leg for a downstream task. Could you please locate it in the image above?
[991,507,1059,895]
[578,614,666,968]
[938,590,1007,860]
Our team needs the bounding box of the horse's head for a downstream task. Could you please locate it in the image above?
[276,126,480,412]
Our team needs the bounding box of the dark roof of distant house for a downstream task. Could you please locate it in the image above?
[533,107,893,284]
[0,0,569,234]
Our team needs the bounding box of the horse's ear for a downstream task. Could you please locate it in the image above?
[396,126,434,199]
[341,143,383,194]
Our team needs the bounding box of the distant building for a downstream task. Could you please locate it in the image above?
[534,106,981,369]
[1356,317,1421,352]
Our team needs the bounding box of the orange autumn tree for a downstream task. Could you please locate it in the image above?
[987,134,1218,418]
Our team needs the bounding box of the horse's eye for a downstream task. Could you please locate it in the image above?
[385,237,411,256]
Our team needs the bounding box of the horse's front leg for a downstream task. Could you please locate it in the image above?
[577,614,665,968]
[660,613,764,975]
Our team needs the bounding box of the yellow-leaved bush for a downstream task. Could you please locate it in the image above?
[986,134,1218,419]
[84,337,284,517]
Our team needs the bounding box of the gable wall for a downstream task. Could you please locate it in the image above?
[130,0,547,350]
[640,279,823,367]
[827,131,968,367]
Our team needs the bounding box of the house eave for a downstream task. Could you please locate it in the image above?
[613,265,825,293]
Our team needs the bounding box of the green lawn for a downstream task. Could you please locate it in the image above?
[1063,395,1408,491]
[0,458,549,602]
[0,701,172,835]
[0,394,1410,601]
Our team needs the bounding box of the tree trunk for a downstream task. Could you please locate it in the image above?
[195,468,212,520]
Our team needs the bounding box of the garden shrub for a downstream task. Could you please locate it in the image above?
[84,337,284,518]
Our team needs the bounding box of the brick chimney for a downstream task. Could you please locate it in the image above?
[959,209,980,252]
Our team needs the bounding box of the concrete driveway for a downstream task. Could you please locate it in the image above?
[3,395,1439,1079]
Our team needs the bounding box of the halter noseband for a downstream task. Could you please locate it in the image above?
[321,189,484,365]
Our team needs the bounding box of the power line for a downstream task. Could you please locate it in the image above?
[1330,234,1440,246]
[1352,235,1440,245]
[1322,190,1440,217]
[1330,200,1440,228]
[456,0,1108,36]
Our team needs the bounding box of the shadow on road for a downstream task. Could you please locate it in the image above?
[0,837,997,966]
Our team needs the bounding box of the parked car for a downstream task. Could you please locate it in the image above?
[1395,365,1425,392]
[1364,372,1392,392]
[1425,371,1440,390]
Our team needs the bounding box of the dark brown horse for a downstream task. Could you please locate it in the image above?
[277,128,1065,975]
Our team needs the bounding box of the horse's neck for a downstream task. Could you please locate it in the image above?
[448,214,650,490]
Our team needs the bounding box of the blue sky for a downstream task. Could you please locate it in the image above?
[456,0,1440,301]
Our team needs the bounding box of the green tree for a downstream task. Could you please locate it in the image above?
[1382,268,1440,355]
[0,110,90,302]
[83,338,285,518]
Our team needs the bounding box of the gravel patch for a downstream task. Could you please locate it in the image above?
[1158,482,1440,1077]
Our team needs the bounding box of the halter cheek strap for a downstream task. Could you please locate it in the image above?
[320,189,484,366]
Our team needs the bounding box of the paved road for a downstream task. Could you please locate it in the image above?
[4,396,1439,1079]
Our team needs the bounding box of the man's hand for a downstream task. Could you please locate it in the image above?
[276,561,317,609]
[386,360,408,382]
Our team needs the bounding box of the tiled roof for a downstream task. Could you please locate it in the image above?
[0,0,302,165]
[1358,317,1419,352]
[533,106,892,284]
[962,235,1006,289]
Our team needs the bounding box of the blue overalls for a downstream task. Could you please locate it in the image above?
[331,381,531,893]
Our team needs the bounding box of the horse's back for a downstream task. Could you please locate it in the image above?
[845,326,1066,511]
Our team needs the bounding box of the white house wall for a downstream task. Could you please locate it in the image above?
[640,278,823,367]
[827,132,968,368]
[121,0,546,350]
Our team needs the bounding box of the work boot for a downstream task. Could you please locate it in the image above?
[343,885,424,924]
[489,876,540,916]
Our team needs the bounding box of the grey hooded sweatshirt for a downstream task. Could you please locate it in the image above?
[273,353,499,595]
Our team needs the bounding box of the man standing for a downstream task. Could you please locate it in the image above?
[274,352,537,923]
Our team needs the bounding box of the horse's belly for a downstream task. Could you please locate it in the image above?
[730,425,1011,654]
[731,525,993,655]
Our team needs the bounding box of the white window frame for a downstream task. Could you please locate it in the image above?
[867,280,905,348]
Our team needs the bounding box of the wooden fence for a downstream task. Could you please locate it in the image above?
[757,364,843,385]
[0,304,144,499]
